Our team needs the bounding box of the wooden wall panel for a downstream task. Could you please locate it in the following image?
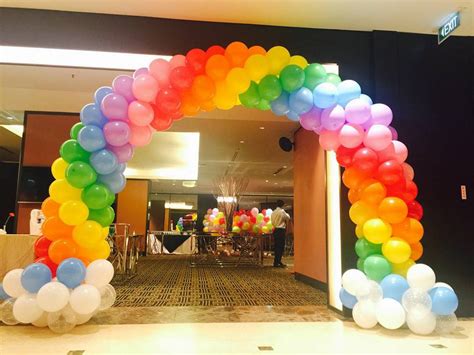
[16,202,42,234]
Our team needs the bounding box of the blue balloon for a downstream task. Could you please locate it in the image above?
[429,287,459,315]
[337,80,361,107]
[80,103,108,127]
[94,86,113,106]
[286,110,300,122]
[90,149,118,175]
[289,87,313,114]
[270,92,290,116]
[78,125,106,152]
[313,82,338,108]
[0,283,10,300]
[339,288,357,309]
[380,274,409,302]
[21,263,52,293]
[359,94,373,106]
[99,171,126,193]
[116,163,127,173]
[57,258,86,289]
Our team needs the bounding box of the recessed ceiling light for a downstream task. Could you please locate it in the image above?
[6,116,15,120]
[283,165,287,169]
[240,140,245,144]
[273,173,277,176]
[265,180,269,183]
[259,126,265,130]
[274,182,278,185]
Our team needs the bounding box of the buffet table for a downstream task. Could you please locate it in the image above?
[0,234,37,278]
[147,231,194,255]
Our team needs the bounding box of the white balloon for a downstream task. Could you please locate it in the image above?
[407,264,435,291]
[76,312,94,325]
[85,260,114,288]
[402,288,432,318]
[432,282,453,291]
[435,314,457,335]
[37,282,70,312]
[356,280,383,303]
[70,284,100,315]
[342,269,367,296]
[265,209,273,217]
[0,299,19,325]
[352,301,378,329]
[406,312,436,335]
[32,312,49,327]
[376,298,406,330]
[2,269,26,298]
[13,293,43,324]
[98,284,116,311]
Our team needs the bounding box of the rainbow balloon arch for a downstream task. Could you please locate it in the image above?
[0,42,459,334]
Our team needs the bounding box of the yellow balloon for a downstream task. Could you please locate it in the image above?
[226,67,251,94]
[213,81,237,110]
[382,237,411,264]
[49,179,82,204]
[73,220,102,248]
[355,224,364,238]
[101,227,109,239]
[391,258,416,278]
[363,218,392,244]
[289,55,308,69]
[244,54,269,82]
[51,158,68,180]
[78,239,110,261]
[349,200,377,225]
[266,46,290,74]
[58,200,89,226]
[203,227,209,233]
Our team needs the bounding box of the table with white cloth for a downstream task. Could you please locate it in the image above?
[147,231,194,255]
[0,234,38,278]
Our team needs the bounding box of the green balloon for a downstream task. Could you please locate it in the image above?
[355,238,382,259]
[364,254,392,281]
[326,73,342,85]
[258,75,282,101]
[106,190,116,206]
[70,122,84,140]
[256,99,271,111]
[357,257,366,271]
[60,139,90,163]
[279,64,305,92]
[81,183,112,210]
[65,161,97,188]
[304,63,327,90]
[239,81,260,108]
[88,206,115,227]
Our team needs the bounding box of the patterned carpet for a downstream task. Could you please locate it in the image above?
[113,256,326,307]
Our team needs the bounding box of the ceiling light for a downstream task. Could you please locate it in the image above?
[165,202,193,210]
[240,140,245,144]
[274,182,278,185]
[1,125,23,137]
[182,181,196,188]
[6,116,15,120]
[259,127,265,130]
[0,46,172,70]
[265,180,269,183]
[283,165,287,169]
[217,196,237,203]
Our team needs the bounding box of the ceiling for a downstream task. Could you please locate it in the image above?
[2,0,473,36]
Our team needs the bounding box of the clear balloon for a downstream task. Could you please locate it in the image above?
[0,299,20,325]
[98,284,116,311]
[355,279,383,303]
[48,306,77,334]
[402,288,432,317]
[435,313,458,334]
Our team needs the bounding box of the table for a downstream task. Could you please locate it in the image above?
[0,234,38,278]
[147,232,194,255]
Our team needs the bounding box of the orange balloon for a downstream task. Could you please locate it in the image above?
[342,167,370,189]
[205,55,230,81]
[378,197,408,224]
[248,45,266,56]
[410,241,423,261]
[42,216,74,241]
[180,90,200,116]
[359,179,387,205]
[191,75,216,101]
[392,217,424,244]
[48,238,78,264]
[41,197,60,218]
[349,200,378,225]
[200,99,216,112]
[225,41,249,67]
[348,188,360,204]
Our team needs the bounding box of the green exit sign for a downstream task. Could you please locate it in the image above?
[438,12,460,44]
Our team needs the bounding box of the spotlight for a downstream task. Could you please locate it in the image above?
[279,137,294,152]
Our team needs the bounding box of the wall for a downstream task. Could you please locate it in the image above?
[0,162,19,233]
[293,129,327,286]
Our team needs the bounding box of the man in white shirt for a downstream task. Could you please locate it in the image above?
[270,200,291,268]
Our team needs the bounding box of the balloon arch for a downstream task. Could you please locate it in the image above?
[0,43,458,334]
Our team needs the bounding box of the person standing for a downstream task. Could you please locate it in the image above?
[270,200,291,268]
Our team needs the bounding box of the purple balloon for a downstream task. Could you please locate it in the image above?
[103,121,131,147]
[388,126,398,140]
[300,107,322,131]
[107,143,134,163]
[321,105,345,131]
[112,75,135,102]
[370,103,393,126]
[345,98,371,125]
[133,67,149,78]
[101,93,128,121]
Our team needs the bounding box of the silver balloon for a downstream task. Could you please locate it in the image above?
[47,305,77,333]
[435,314,458,335]
[402,288,432,318]
[356,280,383,303]
[98,284,116,311]
[0,299,19,325]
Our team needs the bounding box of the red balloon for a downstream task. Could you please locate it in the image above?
[35,256,58,277]
[156,88,181,114]
[219,217,225,224]
[171,110,184,121]
[336,145,358,168]
[150,105,173,131]
[352,147,378,173]
[376,159,403,185]
[186,48,207,74]
[169,66,194,91]
[407,200,423,220]
[34,236,51,258]
[237,221,243,228]
[264,216,270,223]
[206,45,225,57]
[250,216,256,224]
[402,180,418,202]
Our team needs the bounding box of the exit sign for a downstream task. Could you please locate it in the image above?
[438,12,460,44]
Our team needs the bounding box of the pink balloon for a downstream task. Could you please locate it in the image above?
[388,126,398,140]
[378,140,408,163]
[149,58,171,88]
[300,107,322,131]
[112,75,135,102]
[103,121,130,147]
[129,124,153,147]
[108,143,134,163]
[321,105,345,131]
[319,129,340,151]
[170,55,187,70]
[128,101,154,126]
[101,93,128,120]
[345,98,371,124]
[363,124,392,151]
[402,162,415,181]
[132,74,159,103]
[370,103,393,126]
[339,123,364,148]
[133,67,148,78]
